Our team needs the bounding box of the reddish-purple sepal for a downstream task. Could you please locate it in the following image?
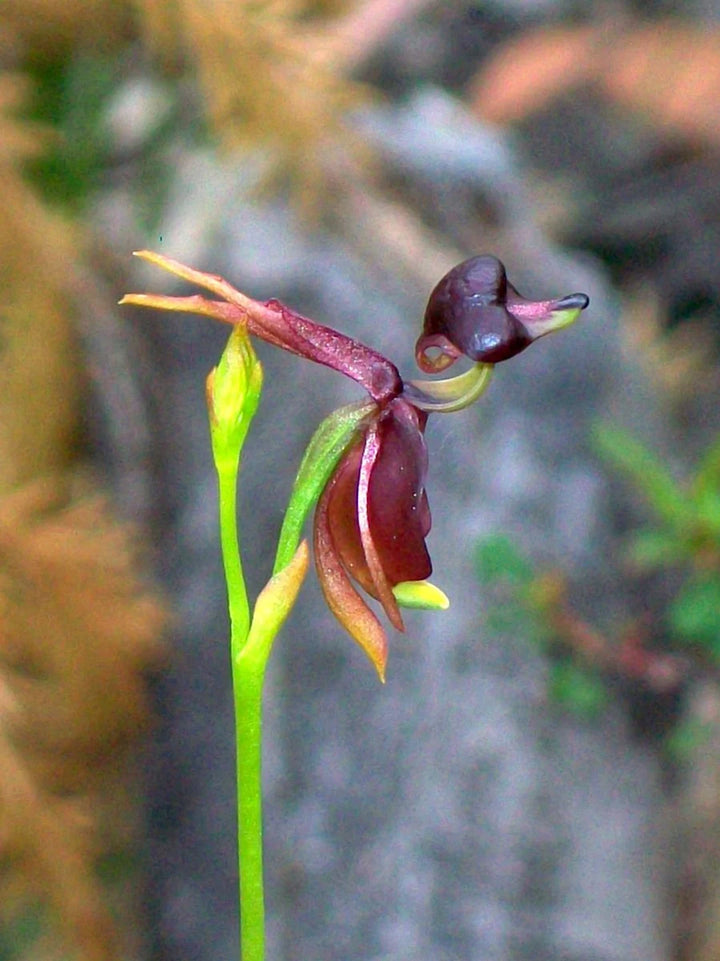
[122,251,402,403]
[314,457,389,681]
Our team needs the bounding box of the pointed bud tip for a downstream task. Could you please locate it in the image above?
[207,328,263,461]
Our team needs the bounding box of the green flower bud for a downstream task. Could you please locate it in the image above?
[207,325,263,468]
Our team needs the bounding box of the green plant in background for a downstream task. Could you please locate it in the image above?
[593,423,720,657]
[474,533,609,719]
[475,421,720,733]
[122,251,588,961]
[22,51,123,212]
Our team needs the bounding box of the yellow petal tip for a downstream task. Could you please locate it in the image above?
[392,580,450,611]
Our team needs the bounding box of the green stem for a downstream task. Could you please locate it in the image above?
[218,459,250,642]
[206,326,306,961]
[216,456,266,961]
[232,635,267,961]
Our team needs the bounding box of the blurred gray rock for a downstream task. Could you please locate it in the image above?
[95,88,672,961]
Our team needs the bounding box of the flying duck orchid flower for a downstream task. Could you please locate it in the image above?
[122,250,588,679]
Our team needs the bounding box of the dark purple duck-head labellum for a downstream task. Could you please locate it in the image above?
[416,255,589,373]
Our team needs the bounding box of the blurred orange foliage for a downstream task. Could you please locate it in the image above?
[471,19,720,148]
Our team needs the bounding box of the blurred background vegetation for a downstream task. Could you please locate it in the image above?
[3,1,720,959]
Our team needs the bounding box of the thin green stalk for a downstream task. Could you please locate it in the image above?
[217,459,250,643]
[207,325,308,961]
[232,635,267,961]
[216,454,266,961]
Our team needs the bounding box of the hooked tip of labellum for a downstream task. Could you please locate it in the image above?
[554,293,589,312]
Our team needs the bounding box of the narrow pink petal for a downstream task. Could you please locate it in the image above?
[314,474,388,681]
[357,425,404,632]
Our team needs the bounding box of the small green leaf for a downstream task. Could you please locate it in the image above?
[474,534,534,586]
[694,432,720,499]
[273,401,375,574]
[668,574,720,655]
[591,422,690,528]
[548,660,607,718]
[691,486,720,539]
[24,51,120,212]
[484,602,540,642]
[0,902,45,961]
[665,715,712,761]
[626,528,684,570]
[95,847,139,884]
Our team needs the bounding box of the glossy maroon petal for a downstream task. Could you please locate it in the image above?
[365,398,432,587]
[324,399,432,633]
[357,422,404,632]
[314,461,388,680]
[326,442,376,597]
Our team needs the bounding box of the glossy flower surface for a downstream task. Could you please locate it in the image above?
[314,397,431,678]
[416,254,589,373]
